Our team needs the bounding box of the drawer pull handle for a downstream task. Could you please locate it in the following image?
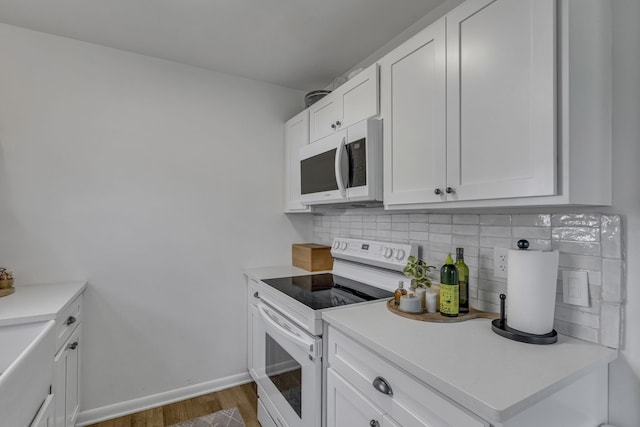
[68,341,78,350]
[66,316,77,326]
[372,376,393,397]
[370,420,379,427]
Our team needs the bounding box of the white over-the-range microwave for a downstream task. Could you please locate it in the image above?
[299,118,382,205]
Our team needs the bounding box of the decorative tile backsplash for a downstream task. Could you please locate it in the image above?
[313,210,625,349]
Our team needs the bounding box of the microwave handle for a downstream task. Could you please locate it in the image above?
[335,136,347,197]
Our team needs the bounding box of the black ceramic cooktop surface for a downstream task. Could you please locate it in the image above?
[261,273,392,310]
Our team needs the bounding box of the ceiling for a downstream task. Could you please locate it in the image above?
[0,0,446,91]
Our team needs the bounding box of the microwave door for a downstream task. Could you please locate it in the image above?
[299,131,347,204]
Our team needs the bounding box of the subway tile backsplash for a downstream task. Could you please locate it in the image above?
[313,210,625,349]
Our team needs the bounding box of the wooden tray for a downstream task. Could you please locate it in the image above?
[0,287,15,298]
[387,299,499,323]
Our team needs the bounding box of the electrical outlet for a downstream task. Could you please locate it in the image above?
[494,248,509,279]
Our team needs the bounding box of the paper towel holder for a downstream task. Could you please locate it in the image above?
[491,294,558,344]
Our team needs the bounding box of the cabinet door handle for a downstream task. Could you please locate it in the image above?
[372,376,393,397]
[68,341,79,350]
[370,420,379,427]
[66,316,77,326]
[446,187,455,194]
[434,188,443,195]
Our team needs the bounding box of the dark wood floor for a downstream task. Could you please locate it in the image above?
[88,382,260,427]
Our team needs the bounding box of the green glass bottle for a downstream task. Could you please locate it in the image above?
[440,253,459,317]
[455,247,469,313]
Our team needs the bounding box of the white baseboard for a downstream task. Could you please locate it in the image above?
[76,371,253,426]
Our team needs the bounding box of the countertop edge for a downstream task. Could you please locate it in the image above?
[244,265,330,281]
[0,280,87,327]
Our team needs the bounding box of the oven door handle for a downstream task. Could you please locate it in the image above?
[257,301,317,355]
[334,136,347,198]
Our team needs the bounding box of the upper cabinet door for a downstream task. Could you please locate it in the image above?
[309,94,341,142]
[309,64,379,143]
[340,64,379,130]
[446,0,556,201]
[381,18,447,206]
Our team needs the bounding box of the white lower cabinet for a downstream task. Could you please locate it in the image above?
[326,324,610,427]
[327,327,488,427]
[327,369,398,427]
[31,394,56,427]
[54,294,83,427]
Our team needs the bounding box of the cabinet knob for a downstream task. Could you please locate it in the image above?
[446,187,455,194]
[372,376,393,396]
[66,316,77,326]
[68,341,78,350]
[434,188,443,195]
[335,120,341,127]
[370,421,379,427]
[331,123,336,129]
[253,291,259,298]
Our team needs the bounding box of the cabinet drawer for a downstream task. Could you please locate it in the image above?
[56,294,82,353]
[328,327,488,427]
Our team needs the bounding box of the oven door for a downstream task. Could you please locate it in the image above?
[255,300,322,427]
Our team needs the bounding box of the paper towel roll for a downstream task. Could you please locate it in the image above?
[506,248,559,335]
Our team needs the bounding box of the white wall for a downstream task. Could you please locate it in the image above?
[607,0,640,425]
[0,23,313,420]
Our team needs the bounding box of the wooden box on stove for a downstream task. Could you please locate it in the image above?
[292,243,333,272]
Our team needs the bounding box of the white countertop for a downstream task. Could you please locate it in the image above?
[322,300,618,423]
[0,281,87,327]
[244,265,329,281]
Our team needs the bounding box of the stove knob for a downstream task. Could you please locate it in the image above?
[395,249,406,260]
[383,247,393,258]
[340,241,348,250]
[332,240,340,250]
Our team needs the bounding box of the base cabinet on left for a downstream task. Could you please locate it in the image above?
[31,394,55,427]
[53,293,83,427]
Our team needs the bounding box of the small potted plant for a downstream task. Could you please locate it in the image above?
[402,255,435,288]
[402,256,438,312]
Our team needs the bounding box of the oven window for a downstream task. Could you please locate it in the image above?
[265,334,302,418]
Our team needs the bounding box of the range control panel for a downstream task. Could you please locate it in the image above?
[331,238,418,272]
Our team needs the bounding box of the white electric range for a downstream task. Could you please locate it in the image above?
[246,238,417,427]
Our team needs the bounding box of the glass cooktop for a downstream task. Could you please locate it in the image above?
[261,273,393,310]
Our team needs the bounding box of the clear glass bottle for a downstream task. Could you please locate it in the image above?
[440,254,459,317]
[394,281,407,306]
[455,247,469,313]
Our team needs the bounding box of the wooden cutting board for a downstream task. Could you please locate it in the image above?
[387,299,499,323]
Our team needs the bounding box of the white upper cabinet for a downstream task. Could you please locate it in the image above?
[380,18,446,206]
[446,0,556,202]
[309,63,379,143]
[382,0,612,209]
[283,110,312,213]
